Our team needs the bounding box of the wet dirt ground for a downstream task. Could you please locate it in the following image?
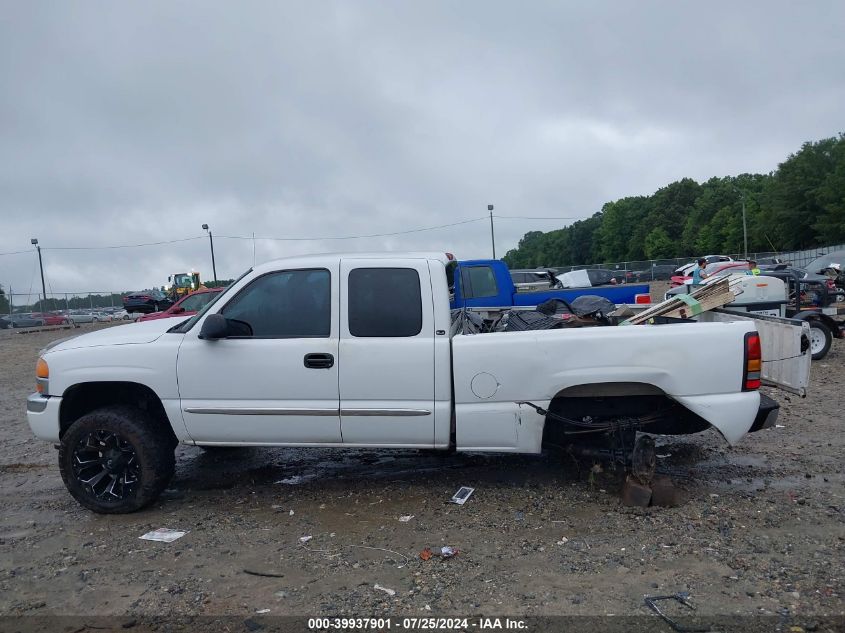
[0,319,843,627]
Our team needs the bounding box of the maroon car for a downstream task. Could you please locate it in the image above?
[137,288,223,322]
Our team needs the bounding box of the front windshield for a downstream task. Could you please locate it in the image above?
[168,268,252,333]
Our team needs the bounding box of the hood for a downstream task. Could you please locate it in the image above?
[44,318,184,354]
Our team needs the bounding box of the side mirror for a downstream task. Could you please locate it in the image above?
[172,306,185,314]
[199,313,228,340]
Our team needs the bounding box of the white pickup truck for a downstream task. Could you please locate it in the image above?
[26,252,810,513]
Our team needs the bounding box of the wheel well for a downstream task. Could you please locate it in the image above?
[541,383,711,446]
[59,381,177,446]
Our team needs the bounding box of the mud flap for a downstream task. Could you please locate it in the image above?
[748,394,779,433]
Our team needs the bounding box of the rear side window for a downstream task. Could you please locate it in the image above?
[460,266,499,299]
[222,269,330,338]
[348,268,422,337]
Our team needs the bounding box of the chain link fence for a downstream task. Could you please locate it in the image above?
[2,291,127,317]
[553,243,845,281]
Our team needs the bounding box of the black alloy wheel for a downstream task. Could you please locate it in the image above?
[59,406,175,513]
[72,430,140,502]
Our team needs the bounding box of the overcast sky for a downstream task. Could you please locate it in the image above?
[1,1,843,298]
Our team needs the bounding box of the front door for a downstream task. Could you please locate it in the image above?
[338,258,435,446]
[177,266,342,444]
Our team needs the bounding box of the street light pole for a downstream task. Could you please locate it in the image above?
[202,224,218,283]
[31,238,47,308]
[488,204,496,259]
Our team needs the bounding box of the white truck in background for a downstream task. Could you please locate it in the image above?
[26,252,810,513]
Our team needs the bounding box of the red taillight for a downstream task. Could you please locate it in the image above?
[743,331,762,391]
[634,293,651,304]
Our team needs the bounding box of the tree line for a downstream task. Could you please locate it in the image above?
[503,134,845,268]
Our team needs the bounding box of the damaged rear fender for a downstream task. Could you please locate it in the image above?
[671,391,761,445]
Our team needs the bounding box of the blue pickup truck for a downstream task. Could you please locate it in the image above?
[450,259,651,310]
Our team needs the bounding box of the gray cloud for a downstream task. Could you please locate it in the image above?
[1,1,843,297]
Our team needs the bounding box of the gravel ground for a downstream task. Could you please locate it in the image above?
[0,316,843,628]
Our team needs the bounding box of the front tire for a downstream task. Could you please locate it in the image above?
[808,320,833,360]
[59,406,175,514]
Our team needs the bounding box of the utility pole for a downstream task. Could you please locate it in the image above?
[202,224,218,283]
[31,238,47,308]
[488,204,496,259]
[735,189,748,259]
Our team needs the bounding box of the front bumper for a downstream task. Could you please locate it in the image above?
[748,393,779,433]
[26,393,62,442]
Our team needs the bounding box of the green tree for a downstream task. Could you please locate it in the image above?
[501,133,844,268]
[765,137,839,249]
[812,134,845,243]
[644,227,674,259]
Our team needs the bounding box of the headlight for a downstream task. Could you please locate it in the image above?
[36,357,49,395]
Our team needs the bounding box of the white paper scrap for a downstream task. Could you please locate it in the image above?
[374,584,396,596]
[139,528,187,543]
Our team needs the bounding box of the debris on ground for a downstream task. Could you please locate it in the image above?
[621,476,652,507]
[373,584,396,596]
[420,546,459,560]
[138,528,187,543]
[255,609,271,614]
[276,474,316,485]
[643,591,711,632]
[299,535,312,543]
[398,515,414,522]
[243,569,285,578]
[346,545,410,567]
[651,475,685,507]
[450,486,475,505]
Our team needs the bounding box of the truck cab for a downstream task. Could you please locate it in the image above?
[451,259,650,310]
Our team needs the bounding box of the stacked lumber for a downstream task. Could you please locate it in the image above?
[624,277,740,325]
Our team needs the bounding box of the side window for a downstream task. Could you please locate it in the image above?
[348,268,422,337]
[460,266,499,299]
[221,269,330,338]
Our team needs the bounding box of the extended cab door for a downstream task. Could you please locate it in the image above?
[338,259,436,446]
[177,266,342,444]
